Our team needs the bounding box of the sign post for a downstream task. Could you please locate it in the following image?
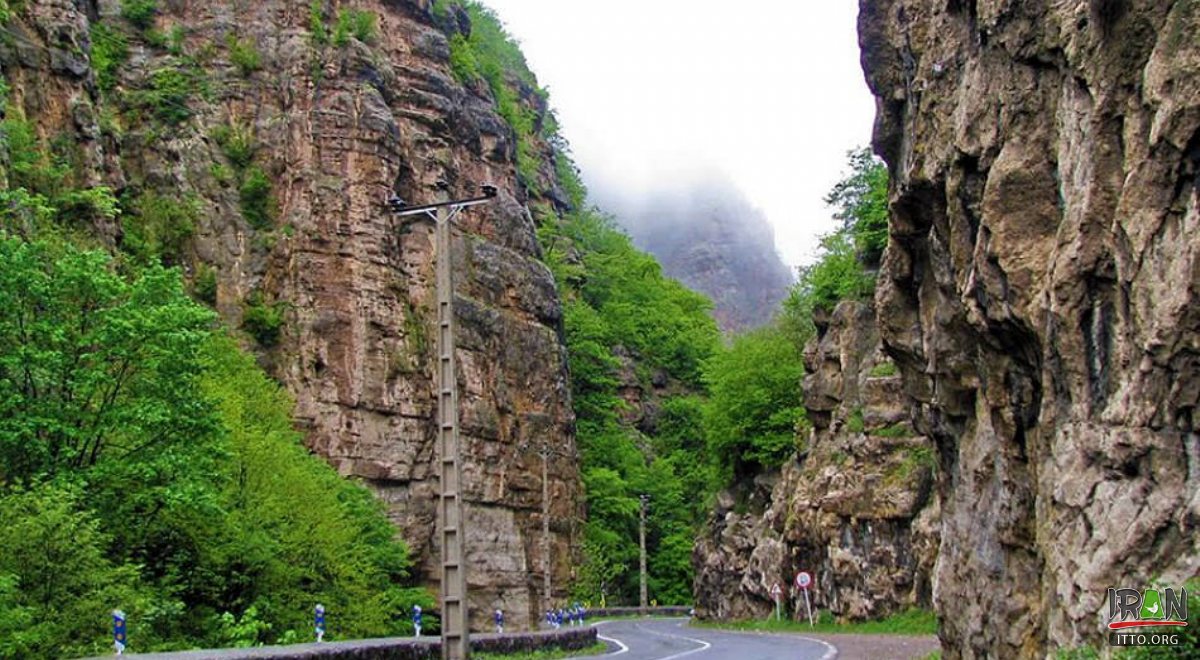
[769,583,783,621]
[795,572,814,627]
[315,604,326,642]
[112,609,127,656]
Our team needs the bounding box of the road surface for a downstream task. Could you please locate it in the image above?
[584,618,836,660]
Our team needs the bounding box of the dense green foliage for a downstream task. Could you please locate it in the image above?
[539,203,720,606]
[703,326,806,482]
[0,94,430,657]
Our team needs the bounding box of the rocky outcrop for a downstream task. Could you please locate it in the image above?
[694,301,938,622]
[859,0,1200,655]
[2,0,582,631]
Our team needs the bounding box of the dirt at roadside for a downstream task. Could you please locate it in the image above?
[805,633,940,659]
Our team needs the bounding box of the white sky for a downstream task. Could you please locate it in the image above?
[479,1,877,268]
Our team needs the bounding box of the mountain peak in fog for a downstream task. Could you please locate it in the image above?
[595,176,794,333]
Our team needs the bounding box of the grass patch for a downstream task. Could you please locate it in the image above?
[873,423,914,439]
[242,293,287,346]
[334,8,377,46]
[90,23,129,92]
[847,407,865,433]
[228,35,261,76]
[694,608,938,637]
[475,642,607,660]
[239,165,276,230]
[120,0,157,31]
[869,361,898,378]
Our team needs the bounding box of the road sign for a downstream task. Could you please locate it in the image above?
[770,582,783,598]
[794,572,815,627]
[795,571,813,590]
[315,604,326,642]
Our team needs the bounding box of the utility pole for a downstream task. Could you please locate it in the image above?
[639,494,649,613]
[541,445,551,615]
[389,183,497,660]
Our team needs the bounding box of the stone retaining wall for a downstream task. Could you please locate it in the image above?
[89,626,597,660]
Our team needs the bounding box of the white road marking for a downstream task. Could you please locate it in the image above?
[593,620,629,656]
[635,622,712,660]
[694,624,838,660]
[592,617,839,660]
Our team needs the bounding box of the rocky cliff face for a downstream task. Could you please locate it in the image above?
[597,178,794,333]
[859,0,1200,655]
[2,0,581,630]
[694,301,938,622]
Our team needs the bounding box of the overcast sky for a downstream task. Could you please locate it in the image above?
[479,1,877,268]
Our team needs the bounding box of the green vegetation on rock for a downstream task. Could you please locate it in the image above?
[0,97,430,658]
[445,2,544,188]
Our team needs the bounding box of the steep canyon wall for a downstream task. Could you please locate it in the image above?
[2,0,581,630]
[694,301,938,623]
[859,0,1200,655]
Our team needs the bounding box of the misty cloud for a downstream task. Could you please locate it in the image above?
[590,172,795,333]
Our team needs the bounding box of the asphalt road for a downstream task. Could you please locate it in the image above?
[584,618,836,660]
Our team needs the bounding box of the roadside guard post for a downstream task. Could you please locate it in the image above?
[770,582,784,621]
[495,608,504,634]
[795,571,814,627]
[112,609,127,655]
[315,604,326,642]
[413,604,423,637]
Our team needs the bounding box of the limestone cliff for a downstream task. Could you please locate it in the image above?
[1,0,581,630]
[859,0,1200,655]
[694,301,938,622]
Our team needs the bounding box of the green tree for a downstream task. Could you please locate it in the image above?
[826,147,889,267]
[703,324,806,483]
[0,236,217,483]
[0,485,149,658]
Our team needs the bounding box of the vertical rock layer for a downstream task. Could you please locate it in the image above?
[2,0,581,630]
[859,0,1200,655]
[694,301,938,623]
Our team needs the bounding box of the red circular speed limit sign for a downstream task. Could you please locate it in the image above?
[795,571,813,590]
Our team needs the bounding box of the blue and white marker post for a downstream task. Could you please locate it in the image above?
[314,604,326,643]
[412,604,422,637]
[112,610,127,655]
[494,609,504,634]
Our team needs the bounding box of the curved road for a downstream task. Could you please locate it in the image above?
[583,618,836,660]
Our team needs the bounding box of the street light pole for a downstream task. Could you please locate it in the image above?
[389,184,497,660]
[639,494,648,613]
